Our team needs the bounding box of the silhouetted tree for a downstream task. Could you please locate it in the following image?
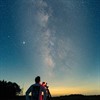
[0,80,21,98]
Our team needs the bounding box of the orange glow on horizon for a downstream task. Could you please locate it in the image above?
[23,86,100,96]
[50,87,100,96]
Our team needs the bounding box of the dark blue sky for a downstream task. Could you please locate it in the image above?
[0,0,100,95]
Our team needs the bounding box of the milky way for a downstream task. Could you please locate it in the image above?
[33,0,77,77]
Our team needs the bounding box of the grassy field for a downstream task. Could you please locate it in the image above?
[1,95,100,100]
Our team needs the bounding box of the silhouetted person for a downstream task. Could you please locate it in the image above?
[26,76,46,100]
[42,82,51,100]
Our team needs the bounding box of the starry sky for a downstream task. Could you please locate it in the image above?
[0,0,100,96]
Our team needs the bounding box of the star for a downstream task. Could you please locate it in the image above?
[22,41,26,45]
[8,35,10,38]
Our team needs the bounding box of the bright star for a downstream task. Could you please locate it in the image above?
[22,41,26,45]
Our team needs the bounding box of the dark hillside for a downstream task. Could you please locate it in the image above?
[1,95,100,100]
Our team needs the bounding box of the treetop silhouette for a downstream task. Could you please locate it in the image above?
[0,80,21,97]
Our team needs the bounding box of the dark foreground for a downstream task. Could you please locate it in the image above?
[1,95,100,100]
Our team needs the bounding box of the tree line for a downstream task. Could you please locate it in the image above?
[0,80,21,97]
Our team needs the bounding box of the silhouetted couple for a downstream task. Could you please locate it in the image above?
[26,76,51,100]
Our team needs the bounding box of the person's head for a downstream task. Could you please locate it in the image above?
[35,76,40,83]
[42,82,46,86]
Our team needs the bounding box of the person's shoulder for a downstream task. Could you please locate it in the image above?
[29,84,35,88]
[32,84,36,86]
[32,83,40,86]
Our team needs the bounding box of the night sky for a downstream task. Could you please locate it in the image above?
[0,0,100,96]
